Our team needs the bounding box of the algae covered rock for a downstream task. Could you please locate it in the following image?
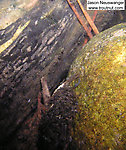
[69,23,126,149]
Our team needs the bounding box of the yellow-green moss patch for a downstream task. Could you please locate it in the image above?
[69,23,126,149]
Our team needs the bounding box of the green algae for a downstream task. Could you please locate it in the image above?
[69,23,126,149]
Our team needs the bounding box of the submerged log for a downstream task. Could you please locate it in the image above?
[0,0,125,149]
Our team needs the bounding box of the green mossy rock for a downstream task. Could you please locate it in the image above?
[69,23,126,149]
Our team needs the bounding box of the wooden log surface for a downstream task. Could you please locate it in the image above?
[0,0,126,149]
